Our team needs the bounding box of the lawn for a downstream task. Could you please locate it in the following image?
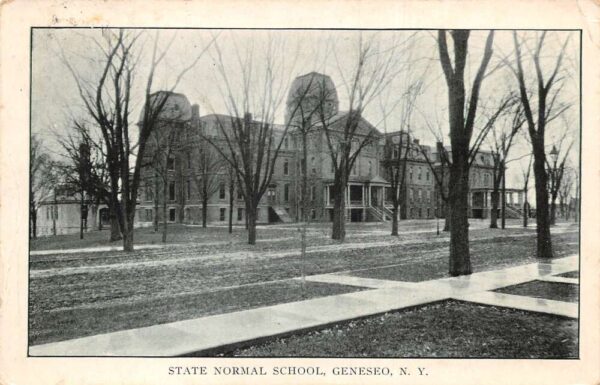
[29,280,364,345]
[228,300,578,358]
[494,280,579,303]
[557,270,579,279]
[28,221,579,346]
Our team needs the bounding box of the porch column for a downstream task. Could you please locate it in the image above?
[362,185,365,206]
[346,185,350,206]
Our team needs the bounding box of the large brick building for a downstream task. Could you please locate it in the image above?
[133,72,522,226]
[35,72,523,237]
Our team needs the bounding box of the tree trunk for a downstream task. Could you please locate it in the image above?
[523,200,528,228]
[448,164,471,276]
[109,203,122,241]
[31,204,37,239]
[532,148,553,258]
[153,174,159,232]
[80,192,85,240]
[228,183,234,234]
[247,203,257,245]
[162,179,168,243]
[391,204,399,236]
[490,190,499,228]
[122,226,134,252]
[550,196,557,225]
[331,181,346,241]
[443,202,450,232]
[202,193,208,228]
[501,170,506,229]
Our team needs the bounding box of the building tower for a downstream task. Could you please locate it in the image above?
[285,72,339,127]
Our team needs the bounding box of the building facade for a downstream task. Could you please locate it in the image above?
[134,74,524,226]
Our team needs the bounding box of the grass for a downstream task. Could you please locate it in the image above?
[494,280,579,303]
[557,271,579,279]
[29,280,364,345]
[28,221,579,347]
[344,232,578,282]
[228,300,578,358]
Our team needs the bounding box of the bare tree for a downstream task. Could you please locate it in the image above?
[521,155,533,227]
[321,34,407,241]
[547,139,573,225]
[380,71,425,235]
[145,111,185,243]
[188,130,227,228]
[510,31,573,258]
[30,135,55,239]
[437,29,495,276]
[558,166,575,221]
[203,35,309,245]
[488,104,525,228]
[55,121,95,239]
[56,121,121,239]
[61,29,214,251]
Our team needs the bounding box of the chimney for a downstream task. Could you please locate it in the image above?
[191,104,200,127]
[244,112,253,125]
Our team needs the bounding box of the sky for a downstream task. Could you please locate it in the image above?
[31,28,580,192]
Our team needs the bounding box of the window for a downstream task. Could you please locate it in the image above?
[409,188,414,201]
[237,188,243,200]
[418,169,422,180]
[352,162,357,175]
[417,189,422,201]
[186,181,191,199]
[368,160,372,175]
[237,208,244,221]
[283,160,289,176]
[311,209,316,220]
[311,186,316,201]
[219,208,226,221]
[167,157,175,171]
[284,184,289,202]
[146,209,153,221]
[169,182,176,201]
[169,208,176,222]
[46,207,50,219]
[187,153,192,169]
[484,173,489,185]
[284,137,289,149]
[409,169,413,181]
[393,148,399,159]
[330,160,335,174]
[427,190,431,202]
[311,157,316,174]
[426,171,430,181]
[145,185,153,201]
[219,183,226,199]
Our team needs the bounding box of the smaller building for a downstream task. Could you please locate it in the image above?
[36,189,99,236]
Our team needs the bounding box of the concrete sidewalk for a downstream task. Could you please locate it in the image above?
[29,255,578,357]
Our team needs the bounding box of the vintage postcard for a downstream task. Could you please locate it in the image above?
[1,0,599,384]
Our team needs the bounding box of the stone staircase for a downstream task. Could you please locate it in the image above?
[270,206,294,223]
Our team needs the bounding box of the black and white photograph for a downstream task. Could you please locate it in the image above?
[1,1,599,384]
[27,27,582,359]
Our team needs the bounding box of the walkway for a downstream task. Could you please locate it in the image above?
[29,255,578,357]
